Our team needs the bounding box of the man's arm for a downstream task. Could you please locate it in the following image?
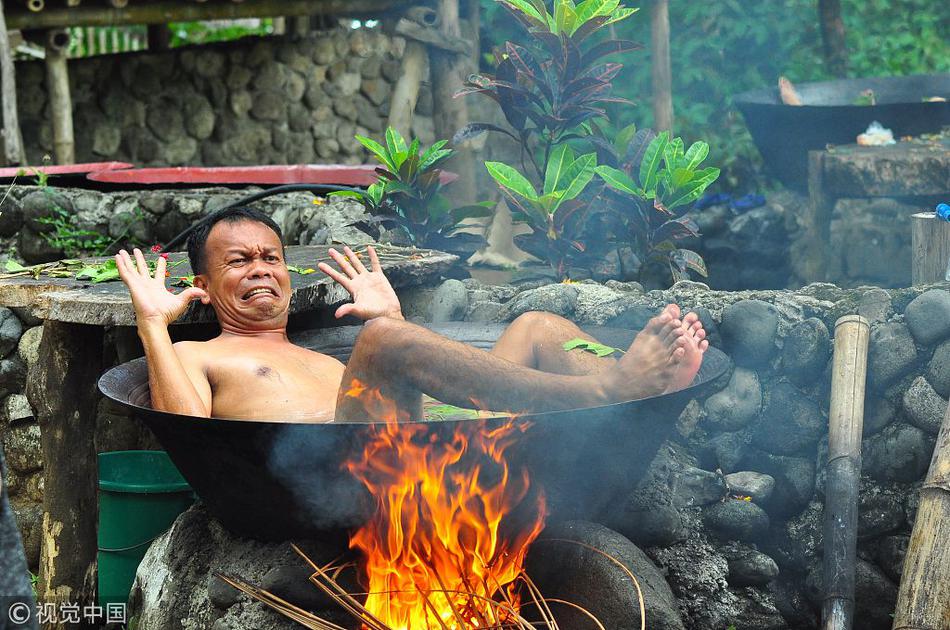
[318,245,404,321]
[116,249,212,416]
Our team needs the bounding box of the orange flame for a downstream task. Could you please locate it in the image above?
[344,379,547,629]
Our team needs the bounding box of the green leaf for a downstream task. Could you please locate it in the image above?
[614,122,638,155]
[419,149,454,172]
[678,249,708,277]
[574,0,619,23]
[556,152,597,205]
[562,337,623,357]
[595,165,642,196]
[665,167,720,209]
[602,6,638,27]
[385,127,408,168]
[684,141,710,171]
[4,260,27,272]
[355,135,393,168]
[639,131,669,192]
[499,0,546,23]
[671,167,694,189]
[367,181,385,205]
[426,403,480,421]
[485,162,538,201]
[543,144,574,195]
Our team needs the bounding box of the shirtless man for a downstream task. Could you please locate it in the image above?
[116,207,708,423]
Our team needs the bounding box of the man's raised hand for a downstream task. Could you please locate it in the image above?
[116,249,208,328]
[317,245,403,321]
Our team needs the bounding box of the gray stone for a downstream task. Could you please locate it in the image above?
[313,38,336,64]
[863,396,898,436]
[857,480,905,538]
[703,499,770,542]
[10,308,40,328]
[753,382,825,455]
[207,574,243,610]
[863,423,934,483]
[722,545,780,587]
[225,65,253,90]
[2,423,42,472]
[858,288,893,323]
[0,308,23,359]
[361,77,388,107]
[250,90,286,121]
[18,227,63,264]
[768,577,819,628]
[260,563,350,613]
[868,323,918,388]
[2,394,33,427]
[146,100,185,141]
[724,471,775,504]
[707,430,750,472]
[905,483,921,526]
[154,210,190,245]
[91,121,122,156]
[229,89,253,117]
[606,500,686,548]
[466,300,504,323]
[334,121,357,151]
[0,195,23,237]
[253,62,288,92]
[315,138,340,159]
[328,72,361,98]
[902,376,947,435]
[162,136,198,165]
[525,521,685,630]
[772,500,823,571]
[0,357,25,399]
[284,72,306,102]
[499,284,579,320]
[720,300,779,368]
[427,279,468,323]
[781,317,831,384]
[605,303,657,331]
[108,207,151,243]
[184,93,215,140]
[10,500,42,568]
[741,451,815,518]
[704,367,761,431]
[21,189,74,232]
[926,339,950,397]
[876,534,908,582]
[303,82,328,110]
[904,289,950,345]
[381,58,401,82]
[332,96,358,122]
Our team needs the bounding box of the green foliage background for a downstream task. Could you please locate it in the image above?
[479,0,950,191]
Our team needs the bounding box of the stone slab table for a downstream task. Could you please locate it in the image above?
[802,140,950,282]
[0,244,456,621]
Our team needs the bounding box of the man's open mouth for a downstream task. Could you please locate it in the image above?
[242,287,278,300]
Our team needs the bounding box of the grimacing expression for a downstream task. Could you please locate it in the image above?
[193,220,292,327]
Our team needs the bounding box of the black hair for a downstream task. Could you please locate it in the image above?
[186,206,284,275]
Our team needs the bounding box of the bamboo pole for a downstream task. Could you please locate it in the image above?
[822,315,870,630]
[911,213,950,286]
[650,0,672,132]
[892,399,950,630]
[44,29,74,165]
[7,0,396,29]
[0,0,26,165]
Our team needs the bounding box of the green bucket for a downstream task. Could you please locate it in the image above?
[97,450,194,607]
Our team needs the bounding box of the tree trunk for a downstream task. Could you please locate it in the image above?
[44,29,74,165]
[0,0,25,165]
[430,0,476,205]
[892,399,950,630]
[25,322,103,626]
[819,0,848,78]
[387,40,426,139]
[911,212,950,286]
[822,315,870,630]
[650,0,673,133]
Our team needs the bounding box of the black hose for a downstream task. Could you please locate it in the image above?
[160,183,366,253]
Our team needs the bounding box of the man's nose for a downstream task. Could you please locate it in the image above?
[247,258,272,278]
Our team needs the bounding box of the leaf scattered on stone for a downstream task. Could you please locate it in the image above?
[425,403,480,421]
[562,337,624,357]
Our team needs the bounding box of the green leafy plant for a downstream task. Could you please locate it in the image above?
[335,127,493,257]
[36,205,113,258]
[461,0,719,283]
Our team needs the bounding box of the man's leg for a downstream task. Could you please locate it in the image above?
[334,308,697,423]
[490,311,615,376]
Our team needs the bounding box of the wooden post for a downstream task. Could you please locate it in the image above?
[822,315,870,630]
[0,0,26,165]
[911,213,950,286]
[893,398,950,629]
[25,321,104,623]
[429,0,476,205]
[43,29,74,165]
[387,41,426,138]
[818,0,848,78]
[650,0,672,133]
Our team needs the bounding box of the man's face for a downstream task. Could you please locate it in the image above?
[193,220,292,330]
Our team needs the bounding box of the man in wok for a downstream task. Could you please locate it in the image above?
[116,207,708,423]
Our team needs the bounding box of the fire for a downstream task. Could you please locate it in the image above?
[344,379,547,629]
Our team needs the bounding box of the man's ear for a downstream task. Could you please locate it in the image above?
[193,275,212,304]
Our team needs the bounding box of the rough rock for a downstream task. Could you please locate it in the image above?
[721,543,780,587]
[902,376,947,435]
[863,423,934,483]
[926,338,950,397]
[0,357,26,400]
[857,287,893,323]
[752,382,824,454]
[805,558,897,630]
[705,430,751,472]
[904,289,950,345]
[427,279,469,323]
[725,471,775,504]
[857,480,905,538]
[10,500,42,568]
[741,451,815,519]
[868,323,918,388]
[771,500,823,572]
[525,520,685,630]
[498,284,579,320]
[863,396,898,436]
[0,308,23,359]
[705,368,761,431]
[2,423,42,472]
[781,317,831,384]
[703,499,770,542]
[875,534,908,582]
[1,394,33,427]
[719,300,779,368]
[0,195,23,236]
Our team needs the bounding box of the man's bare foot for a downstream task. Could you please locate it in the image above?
[666,312,709,392]
[602,305,688,402]
[779,76,803,105]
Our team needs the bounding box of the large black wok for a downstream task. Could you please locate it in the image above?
[735,73,950,190]
[98,323,730,541]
